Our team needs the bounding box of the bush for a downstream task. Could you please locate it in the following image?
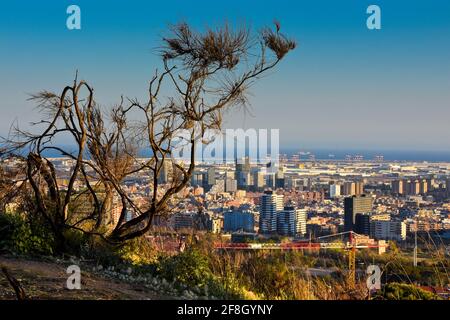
[0,212,54,256]
[0,213,17,250]
[240,253,294,299]
[156,247,249,299]
[116,237,158,265]
[158,248,211,288]
[63,229,90,256]
[377,283,441,300]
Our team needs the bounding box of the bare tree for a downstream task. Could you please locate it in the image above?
[1,22,295,251]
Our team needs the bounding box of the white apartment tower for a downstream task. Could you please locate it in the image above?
[330,183,341,198]
[259,190,284,233]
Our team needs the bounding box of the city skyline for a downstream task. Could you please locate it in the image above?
[1,1,449,304]
[1,1,450,151]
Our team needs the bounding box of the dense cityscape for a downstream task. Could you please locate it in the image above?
[4,153,449,245]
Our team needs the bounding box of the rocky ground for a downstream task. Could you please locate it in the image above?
[0,254,176,300]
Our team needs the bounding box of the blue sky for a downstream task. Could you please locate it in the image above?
[1,0,450,151]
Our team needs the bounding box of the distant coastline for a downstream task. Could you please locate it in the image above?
[33,145,450,163]
[281,148,450,162]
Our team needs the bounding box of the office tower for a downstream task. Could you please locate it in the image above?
[344,194,373,232]
[236,157,251,189]
[253,170,266,190]
[202,167,216,192]
[259,190,284,234]
[329,183,341,198]
[158,160,173,184]
[225,170,235,179]
[224,178,238,193]
[236,156,251,172]
[354,213,371,235]
[426,177,435,192]
[355,181,364,196]
[266,172,276,189]
[207,167,216,185]
[404,180,420,195]
[277,203,307,237]
[191,171,203,186]
[420,179,428,195]
[275,167,286,188]
[343,182,356,196]
[392,180,404,195]
[403,180,410,195]
[412,180,420,195]
[224,210,255,233]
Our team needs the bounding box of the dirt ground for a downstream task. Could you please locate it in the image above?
[0,255,173,300]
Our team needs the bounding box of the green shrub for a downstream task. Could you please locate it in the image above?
[0,213,17,249]
[0,212,54,256]
[378,283,441,300]
[117,237,158,265]
[155,247,249,299]
[62,229,91,256]
[158,248,211,288]
[241,253,293,299]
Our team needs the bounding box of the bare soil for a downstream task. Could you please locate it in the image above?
[0,255,173,300]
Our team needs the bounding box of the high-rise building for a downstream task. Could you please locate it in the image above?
[405,180,420,195]
[355,181,364,196]
[265,172,276,189]
[158,160,173,184]
[191,171,203,186]
[224,178,238,193]
[277,203,307,237]
[253,170,266,190]
[354,213,371,235]
[370,220,406,241]
[419,179,428,194]
[275,167,286,188]
[236,157,251,190]
[259,190,284,234]
[223,210,255,233]
[426,177,435,192]
[344,195,373,232]
[329,183,341,198]
[202,167,216,192]
[403,180,410,195]
[343,182,356,196]
[392,180,404,195]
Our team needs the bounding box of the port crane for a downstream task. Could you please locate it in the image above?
[215,231,388,287]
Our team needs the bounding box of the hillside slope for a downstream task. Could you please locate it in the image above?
[0,255,173,300]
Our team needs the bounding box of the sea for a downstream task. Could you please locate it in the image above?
[35,145,450,163]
